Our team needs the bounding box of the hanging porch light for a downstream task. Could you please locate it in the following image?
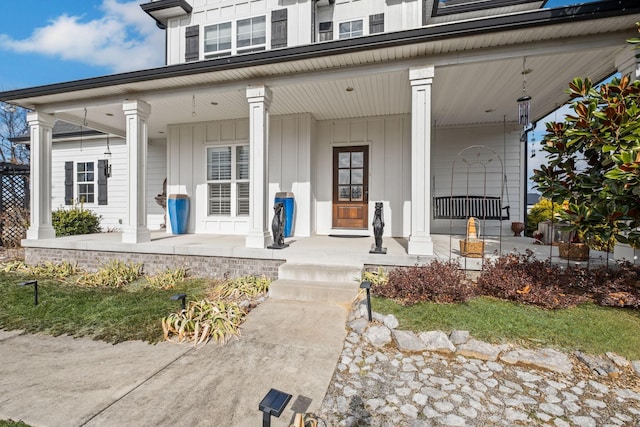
[103,134,112,178]
[517,57,532,129]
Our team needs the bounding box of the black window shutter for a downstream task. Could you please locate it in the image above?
[369,13,384,34]
[97,160,108,206]
[185,25,199,62]
[271,9,288,49]
[64,161,73,205]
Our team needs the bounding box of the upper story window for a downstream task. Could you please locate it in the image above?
[339,19,363,39]
[237,16,266,53]
[318,22,333,42]
[204,22,232,56]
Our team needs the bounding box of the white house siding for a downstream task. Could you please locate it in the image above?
[315,115,411,237]
[269,114,313,237]
[167,0,313,65]
[51,137,167,232]
[146,139,168,230]
[167,114,313,236]
[317,0,419,38]
[431,123,523,235]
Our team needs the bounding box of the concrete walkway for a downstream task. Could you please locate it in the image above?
[0,300,347,427]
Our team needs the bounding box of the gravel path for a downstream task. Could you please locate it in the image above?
[317,305,640,426]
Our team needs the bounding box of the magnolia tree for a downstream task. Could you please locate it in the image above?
[531,73,640,249]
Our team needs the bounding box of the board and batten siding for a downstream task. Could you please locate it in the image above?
[166,0,312,65]
[167,114,313,236]
[51,137,167,231]
[431,123,523,235]
[269,114,313,237]
[315,115,411,237]
[146,139,168,230]
[319,0,419,36]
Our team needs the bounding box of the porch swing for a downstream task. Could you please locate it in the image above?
[437,145,510,263]
[432,146,511,222]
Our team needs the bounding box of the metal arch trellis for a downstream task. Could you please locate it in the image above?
[0,162,30,248]
[448,145,506,270]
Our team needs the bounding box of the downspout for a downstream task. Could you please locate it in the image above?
[312,0,316,43]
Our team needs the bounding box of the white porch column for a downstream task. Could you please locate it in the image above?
[122,100,151,244]
[615,45,640,81]
[408,66,435,256]
[26,111,56,240]
[245,85,272,248]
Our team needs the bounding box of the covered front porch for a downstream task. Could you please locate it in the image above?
[4,1,640,261]
[22,232,613,276]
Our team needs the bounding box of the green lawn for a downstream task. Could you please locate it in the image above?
[3,270,640,360]
[372,296,640,360]
[0,272,211,343]
[0,421,31,427]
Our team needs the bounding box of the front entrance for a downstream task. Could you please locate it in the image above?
[332,145,369,229]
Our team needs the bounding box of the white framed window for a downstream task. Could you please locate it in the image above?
[204,22,232,57]
[339,19,363,39]
[207,145,250,216]
[77,162,95,204]
[237,16,266,53]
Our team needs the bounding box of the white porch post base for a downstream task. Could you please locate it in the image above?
[246,231,272,249]
[408,236,434,256]
[122,227,152,244]
[26,226,56,240]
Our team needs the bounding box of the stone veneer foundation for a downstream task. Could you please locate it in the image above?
[25,247,284,280]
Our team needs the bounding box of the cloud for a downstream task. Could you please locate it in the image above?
[0,0,164,73]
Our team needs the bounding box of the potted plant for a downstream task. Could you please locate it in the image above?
[557,203,611,260]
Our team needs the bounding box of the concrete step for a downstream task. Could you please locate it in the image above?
[269,279,360,304]
[278,262,363,283]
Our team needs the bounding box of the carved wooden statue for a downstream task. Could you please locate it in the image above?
[370,202,386,254]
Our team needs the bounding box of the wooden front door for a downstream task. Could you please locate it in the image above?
[332,146,369,229]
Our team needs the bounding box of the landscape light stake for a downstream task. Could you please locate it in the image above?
[19,280,38,305]
[360,281,372,321]
[259,388,292,427]
[170,293,187,311]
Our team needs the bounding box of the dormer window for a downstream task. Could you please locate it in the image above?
[339,19,363,39]
[237,16,266,53]
[204,22,232,57]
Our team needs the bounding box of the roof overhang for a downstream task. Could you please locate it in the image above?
[1,0,639,134]
[432,0,542,17]
[140,0,192,30]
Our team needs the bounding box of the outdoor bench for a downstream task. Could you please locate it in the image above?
[432,196,510,220]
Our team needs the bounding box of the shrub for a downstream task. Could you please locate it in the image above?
[77,260,143,288]
[582,262,640,309]
[477,250,589,309]
[52,203,101,237]
[24,261,80,281]
[361,266,389,287]
[525,197,564,237]
[212,275,271,300]
[162,299,245,346]
[377,261,475,305]
[144,267,189,290]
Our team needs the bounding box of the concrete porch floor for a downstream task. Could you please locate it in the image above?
[22,231,614,269]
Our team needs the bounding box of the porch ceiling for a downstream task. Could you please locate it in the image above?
[5,11,639,137]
